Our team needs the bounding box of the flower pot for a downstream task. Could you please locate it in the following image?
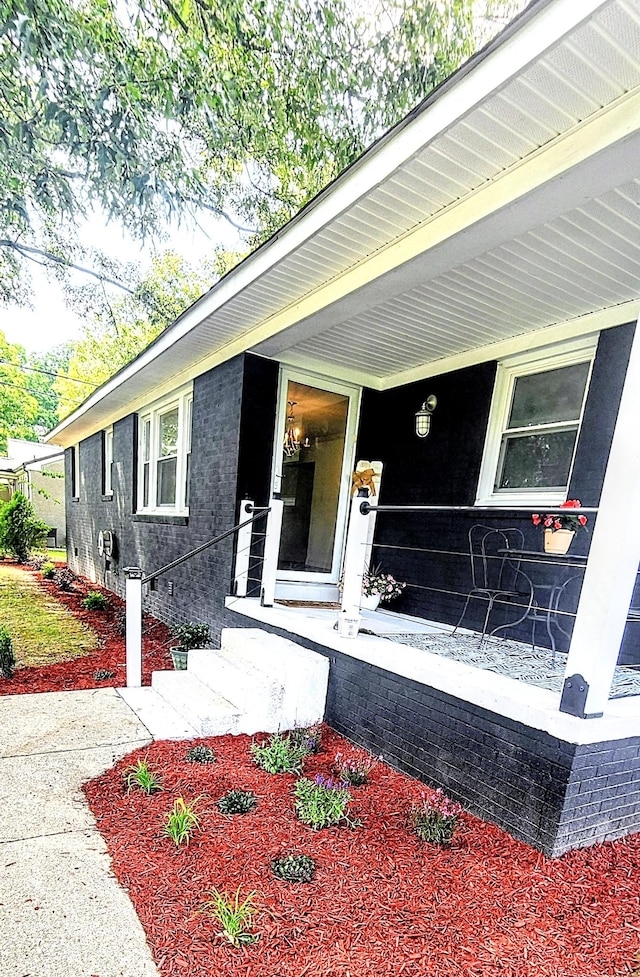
[361,594,381,611]
[170,647,188,670]
[543,529,575,555]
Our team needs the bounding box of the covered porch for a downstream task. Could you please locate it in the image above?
[224,592,640,857]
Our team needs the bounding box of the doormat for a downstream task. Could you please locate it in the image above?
[386,632,640,699]
[275,600,341,609]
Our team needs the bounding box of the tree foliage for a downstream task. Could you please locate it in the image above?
[1,0,523,302]
[0,331,40,451]
[0,331,72,446]
[55,250,221,416]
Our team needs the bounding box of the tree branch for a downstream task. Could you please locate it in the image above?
[0,239,137,294]
[184,199,256,234]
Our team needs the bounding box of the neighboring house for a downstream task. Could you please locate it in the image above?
[49,0,640,856]
[0,438,66,548]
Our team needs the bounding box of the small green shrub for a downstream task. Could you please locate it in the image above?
[409,789,463,846]
[271,853,316,883]
[170,622,211,650]
[83,591,108,610]
[288,723,323,755]
[250,732,309,775]
[93,668,115,681]
[217,790,257,815]
[0,626,16,679]
[186,744,216,764]
[123,757,163,795]
[293,775,355,830]
[164,796,201,846]
[206,887,258,947]
[41,561,56,579]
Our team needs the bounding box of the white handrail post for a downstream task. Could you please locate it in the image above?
[261,498,284,607]
[124,566,144,688]
[338,489,372,637]
[234,499,254,597]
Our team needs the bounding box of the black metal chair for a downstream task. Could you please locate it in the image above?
[452,525,534,642]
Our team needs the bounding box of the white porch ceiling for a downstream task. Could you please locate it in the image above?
[49,0,640,444]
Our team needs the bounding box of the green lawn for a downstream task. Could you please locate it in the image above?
[0,564,99,667]
[47,548,67,562]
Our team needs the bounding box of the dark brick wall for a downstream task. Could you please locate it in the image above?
[224,608,640,856]
[555,738,640,856]
[66,355,250,640]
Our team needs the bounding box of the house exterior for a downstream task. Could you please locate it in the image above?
[49,0,640,856]
[0,438,66,547]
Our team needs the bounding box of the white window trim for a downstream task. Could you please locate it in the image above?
[475,335,598,507]
[103,427,114,497]
[137,384,193,516]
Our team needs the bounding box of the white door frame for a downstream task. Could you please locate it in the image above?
[271,367,362,585]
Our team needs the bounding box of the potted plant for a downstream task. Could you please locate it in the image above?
[532,500,588,555]
[169,622,211,670]
[360,564,406,611]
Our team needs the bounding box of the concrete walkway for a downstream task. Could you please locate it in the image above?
[0,688,160,977]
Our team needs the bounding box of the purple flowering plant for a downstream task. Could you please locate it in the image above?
[333,750,381,787]
[294,774,357,830]
[409,787,463,846]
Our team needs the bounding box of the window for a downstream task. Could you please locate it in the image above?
[476,338,596,506]
[70,444,79,499]
[137,386,193,515]
[103,428,114,496]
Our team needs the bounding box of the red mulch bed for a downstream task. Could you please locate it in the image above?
[84,730,640,977]
[0,562,172,694]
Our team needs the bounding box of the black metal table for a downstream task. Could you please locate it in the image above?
[497,548,587,656]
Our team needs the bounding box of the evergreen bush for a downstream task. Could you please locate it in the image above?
[0,493,49,562]
[0,626,15,679]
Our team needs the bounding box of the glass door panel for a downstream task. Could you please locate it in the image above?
[277,379,351,575]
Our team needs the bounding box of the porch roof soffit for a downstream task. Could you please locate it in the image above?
[47,0,640,446]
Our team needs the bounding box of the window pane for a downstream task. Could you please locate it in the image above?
[143,463,150,507]
[142,418,151,463]
[159,408,179,458]
[508,362,590,429]
[157,457,177,505]
[495,429,578,490]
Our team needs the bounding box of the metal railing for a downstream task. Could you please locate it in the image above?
[123,502,280,687]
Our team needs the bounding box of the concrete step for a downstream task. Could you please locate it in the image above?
[151,671,242,736]
[220,628,329,727]
[117,686,199,740]
[188,647,285,733]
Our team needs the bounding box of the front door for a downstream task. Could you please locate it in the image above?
[272,372,360,588]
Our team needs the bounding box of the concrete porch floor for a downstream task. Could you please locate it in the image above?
[225,595,640,746]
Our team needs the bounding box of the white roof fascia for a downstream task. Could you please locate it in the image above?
[47,0,610,445]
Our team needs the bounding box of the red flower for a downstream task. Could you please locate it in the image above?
[532,499,587,533]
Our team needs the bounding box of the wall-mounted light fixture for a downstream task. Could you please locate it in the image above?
[415,395,437,438]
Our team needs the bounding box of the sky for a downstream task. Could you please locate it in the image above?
[1,212,236,354]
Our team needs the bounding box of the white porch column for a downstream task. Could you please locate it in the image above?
[562,314,640,717]
[338,490,372,637]
[124,566,144,689]
[234,500,254,597]
[261,498,284,607]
